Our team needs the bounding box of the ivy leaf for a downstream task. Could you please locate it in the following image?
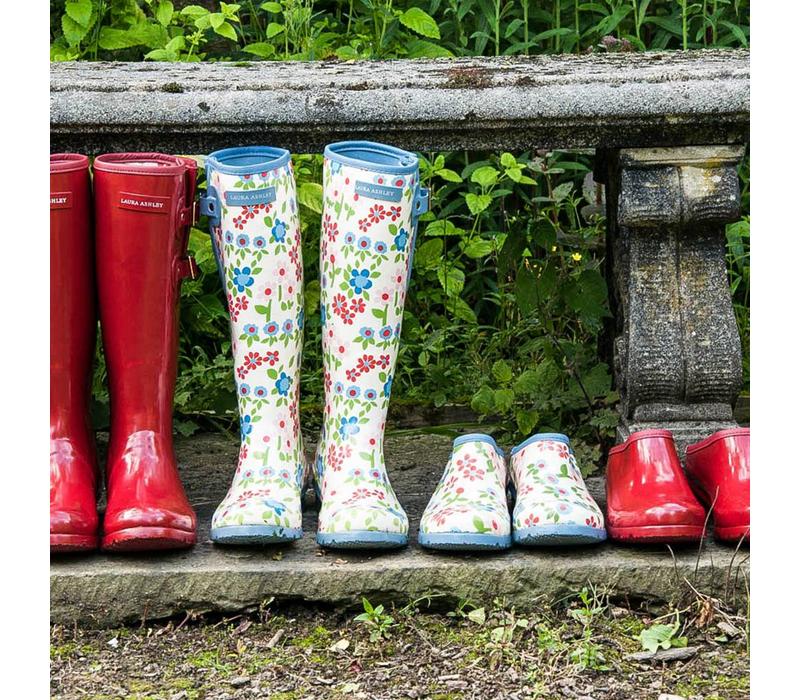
[399,8,441,40]
[65,0,93,28]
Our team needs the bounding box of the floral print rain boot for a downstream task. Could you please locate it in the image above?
[419,434,511,550]
[201,147,305,544]
[510,433,606,546]
[314,141,428,548]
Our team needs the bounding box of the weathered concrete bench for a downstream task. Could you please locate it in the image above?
[50,51,750,626]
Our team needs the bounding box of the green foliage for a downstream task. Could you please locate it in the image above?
[354,597,396,642]
[637,612,688,653]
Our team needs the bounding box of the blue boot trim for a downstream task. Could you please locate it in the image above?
[211,525,302,545]
[418,531,511,551]
[316,530,408,549]
[513,524,607,546]
[324,141,419,175]
[510,432,571,457]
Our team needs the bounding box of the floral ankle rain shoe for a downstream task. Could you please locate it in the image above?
[510,433,606,546]
[418,434,511,550]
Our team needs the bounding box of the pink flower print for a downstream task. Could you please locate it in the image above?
[585,515,599,528]
[264,350,279,366]
[377,354,391,370]
[368,204,386,224]
[345,368,360,382]
[350,298,366,315]
[356,354,377,374]
[243,352,263,371]
[377,287,392,304]
[332,294,349,319]
[524,513,540,527]
[388,205,402,221]
[358,217,369,232]
[556,444,569,460]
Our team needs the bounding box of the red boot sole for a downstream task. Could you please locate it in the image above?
[715,524,750,543]
[102,527,196,552]
[608,524,705,543]
[51,533,98,553]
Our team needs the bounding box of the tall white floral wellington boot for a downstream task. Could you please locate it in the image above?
[314,140,429,548]
[201,146,305,545]
[510,433,606,546]
[419,434,511,550]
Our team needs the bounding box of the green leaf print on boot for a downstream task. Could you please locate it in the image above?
[419,434,512,550]
[314,141,428,549]
[202,147,305,545]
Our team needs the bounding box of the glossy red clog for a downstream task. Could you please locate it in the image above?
[50,154,99,553]
[685,428,750,543]
[606,429,707,543]
[93,153,198,552]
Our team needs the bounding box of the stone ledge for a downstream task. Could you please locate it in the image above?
[50,433,749,627]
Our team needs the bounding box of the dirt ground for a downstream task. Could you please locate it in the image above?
[51,591,748,700]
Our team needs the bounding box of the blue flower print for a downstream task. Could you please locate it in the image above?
[263,320,280,336]
[374,240,388,255]
[243,323,258,336]
[282,319,294,334]
[240,414,253,439]
[263,499,286,516]
[238,383,251,397]
[232,267,254,292]
[297,309,305,330]
[393,228,408,251]
[359,326,375,340]
[320,305,326,326]
[334,382,344,395]
[344,232,356,245]
[345,385,360,399]
[383,375,393,398]
[224,231,234,244]
[253,385,268,399]
[378,325,393,340]
[357,236,371,251]
[339,416,360,440]
[236,233,249,248]
[272,219,287,243]
[253,236,267,249]
[364,388,378,401]
[349,268,373,294]
[275,371,292,396]
[330,161,342,176]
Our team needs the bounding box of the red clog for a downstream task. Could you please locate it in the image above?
[51,154,99,553]
[606,429,707,543]
[685,428,750,543]
[93,153,198,552]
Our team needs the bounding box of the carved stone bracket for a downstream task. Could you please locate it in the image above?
[599,146,746,454]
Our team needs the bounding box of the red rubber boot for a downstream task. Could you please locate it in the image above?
[93,153,198,552]
[50,154,99,553]
[606,429,707,543]
[685,428,750,543]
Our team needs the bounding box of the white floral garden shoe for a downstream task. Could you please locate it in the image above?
[202,147,305,544]
[510,433,606,546]
[419,434,511,550]
[314,141,428,548]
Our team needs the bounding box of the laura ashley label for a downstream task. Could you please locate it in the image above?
[118,192,170,214]
[50,191,72,209]
[354,181,403,203]
[224,187,277,207]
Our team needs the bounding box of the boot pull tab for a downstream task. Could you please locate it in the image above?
[199,186,221,230]
[411,185,430,226]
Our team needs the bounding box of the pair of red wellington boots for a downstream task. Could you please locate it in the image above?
[50,153,198,553]
[606,428,750,544]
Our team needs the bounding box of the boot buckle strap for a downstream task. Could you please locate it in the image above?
[177,256,199,281]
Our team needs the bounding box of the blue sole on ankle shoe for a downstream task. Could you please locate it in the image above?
[513,524,607,546]
[316,531,408,549]
[211,525,303,545]
[418,532,512,551]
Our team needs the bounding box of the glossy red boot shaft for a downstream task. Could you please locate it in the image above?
[686,428,750,543]
[51,154,99,553]
[93,153,198,551]
[606,429,706,543]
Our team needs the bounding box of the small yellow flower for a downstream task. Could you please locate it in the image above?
[571,252,583,262]
[551,246,557,252]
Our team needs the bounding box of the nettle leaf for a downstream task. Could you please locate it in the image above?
[243,41,275,57]
[399,7,441,40]
[260,1,282,12]
[426,220,466,237]
[564,269,609,322]
[500,152,517,168]
[464,193,492,216]
[493,388,515,413]
[451,297,478,325]
[65,0,93,28]
[437,265,465,297]
[414,239,443,270]
[470,166,499,189]
[156,1,174,27]
[436,168,463,183]
[492,360,513,384]
[462,239,494,259]
[471,385,494,415]
[266,22,285,38]
[215,21,239,41]
[407,39,453,58]
[62,14,90,46]
[298,182,323,213]
[515,409,539,436]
